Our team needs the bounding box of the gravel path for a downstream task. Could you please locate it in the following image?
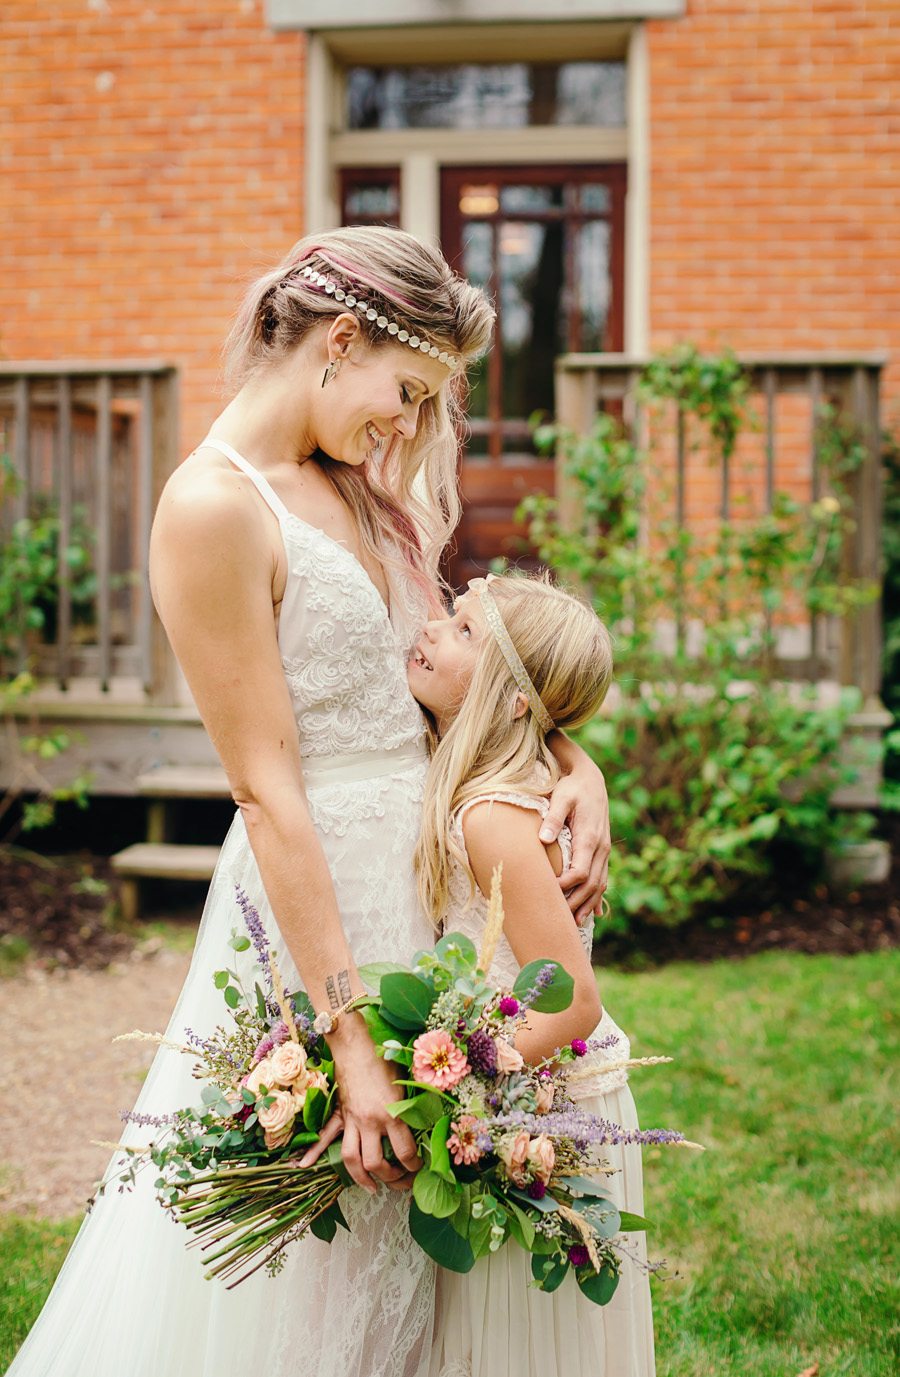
[0,945,194,1220]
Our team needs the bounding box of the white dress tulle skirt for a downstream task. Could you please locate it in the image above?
[7,442,442,1377]
[428,790,656,1377]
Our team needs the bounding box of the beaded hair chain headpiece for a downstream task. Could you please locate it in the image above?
[467,575,556,733]
[298,264,460,369]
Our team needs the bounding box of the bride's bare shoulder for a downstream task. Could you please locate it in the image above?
[153,448,267,549]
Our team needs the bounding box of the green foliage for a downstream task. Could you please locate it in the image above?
[0,459,93,839]
[0,455,98,659]
[521,345,878,929]
[880,423,900,795]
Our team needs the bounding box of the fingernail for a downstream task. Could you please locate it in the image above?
[538,827,554,842]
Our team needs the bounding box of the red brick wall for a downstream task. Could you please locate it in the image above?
[0,0,304,457]
[648,0,899,419]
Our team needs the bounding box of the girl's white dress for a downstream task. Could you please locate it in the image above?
[429,791,656,1377]
[8,442,440,1377]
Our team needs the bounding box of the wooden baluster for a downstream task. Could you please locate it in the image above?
[56,375,73,689]
[95,374,113,690]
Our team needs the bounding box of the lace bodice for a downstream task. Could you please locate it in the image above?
[445,790,631,1098]
[278,515,427,758]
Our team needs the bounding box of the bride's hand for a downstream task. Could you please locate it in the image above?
[299,1023,421,1193]
[543,734,611,925]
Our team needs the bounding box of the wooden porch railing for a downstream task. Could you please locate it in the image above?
[555,351,889,703]
[0,362,179,701]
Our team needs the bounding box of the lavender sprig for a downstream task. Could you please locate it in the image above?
[119,1109,183,1129]
[235,885,271,974]
[185,1028,237,1065]
[492,1108,686,1147]
[518,963,557,1011]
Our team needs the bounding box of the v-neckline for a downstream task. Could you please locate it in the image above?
[282,510,394,627]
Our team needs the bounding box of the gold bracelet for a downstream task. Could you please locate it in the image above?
[312,993,369,1037]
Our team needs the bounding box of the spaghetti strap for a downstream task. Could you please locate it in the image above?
[200,436,291,523]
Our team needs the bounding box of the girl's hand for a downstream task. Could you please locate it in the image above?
[542,735,610,925]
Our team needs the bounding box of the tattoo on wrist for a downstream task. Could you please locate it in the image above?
[325,969,352,1010]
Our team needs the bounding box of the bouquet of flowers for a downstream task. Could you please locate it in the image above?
[105,873,691,1302]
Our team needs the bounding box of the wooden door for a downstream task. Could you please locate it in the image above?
[440,164,626,588]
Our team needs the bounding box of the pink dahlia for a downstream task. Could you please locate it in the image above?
[446,1115,482,1166]
[412,1030,470,1090]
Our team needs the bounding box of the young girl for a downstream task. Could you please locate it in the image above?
[409,572,655,1377]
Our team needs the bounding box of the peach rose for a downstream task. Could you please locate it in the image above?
[534,1081,555,1115]
[257,1089,296,1150]
[293,1068,329,1110]
[526,1133,556,1184]
[269,1041,308,1086]
[245,1058,277,1097]
[494,1039,525,1076]
[264,1121,295,1150]
[497,1129,531,1186]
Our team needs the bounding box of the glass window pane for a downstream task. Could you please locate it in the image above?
[459,184,499,216]
[578,183,611,214]
[575,220,612,351]
[499,221,561,419]
[343,180,399,226]
[460,221,493,418]
[557,62,626,126]
[346,62,626,131]
[500,184,563,214]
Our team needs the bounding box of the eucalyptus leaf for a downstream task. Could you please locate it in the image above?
[379,973,435,1029]
[617,1211,650,1232]
[213,970,229,989]
[434,932,478,969]
[557,1174,615,1199]
[357,961,408,992]
[508,1186,559,1215]
[223,984,241,1010]
[571,1197,621,1238]
[512,959,574,1014]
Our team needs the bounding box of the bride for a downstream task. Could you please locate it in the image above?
[8,227,611,1377]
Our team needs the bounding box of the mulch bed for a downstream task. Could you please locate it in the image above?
[0,850,135,970]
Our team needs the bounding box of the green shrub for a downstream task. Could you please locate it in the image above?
[519,345,877,929]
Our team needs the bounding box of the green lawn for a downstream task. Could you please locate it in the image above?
[601,949,900,1376]
[2,950,897,1374]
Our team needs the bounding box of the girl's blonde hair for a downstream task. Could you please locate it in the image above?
[415,574,613,925]
[223,226,495,611]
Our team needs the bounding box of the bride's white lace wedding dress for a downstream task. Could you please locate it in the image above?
[8,441,440,1377]
[429,791,656,1377]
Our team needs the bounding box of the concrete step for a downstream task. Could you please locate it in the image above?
[135,765,231,799]
[111,842,221,881]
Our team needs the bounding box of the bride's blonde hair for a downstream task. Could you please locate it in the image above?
[223,227,495,612]
[415,574,613,925]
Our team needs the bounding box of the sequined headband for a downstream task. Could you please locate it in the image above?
[468,576,556,733]
[298,265,460,369]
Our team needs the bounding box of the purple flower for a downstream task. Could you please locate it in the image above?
[568,1245,590,1267]
[499,997,519,1017]
[528,1179,547,1200]
[236,885,270,970]
[466,1029,499,1076]
[571,1039,588,1058]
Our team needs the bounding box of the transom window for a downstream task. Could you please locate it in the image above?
[345,61,626,131]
